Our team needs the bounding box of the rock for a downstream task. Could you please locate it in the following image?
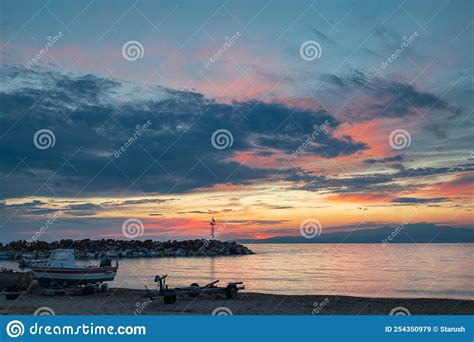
[175,249,186,257]
[195,246,207,256]
[0,239,254,259]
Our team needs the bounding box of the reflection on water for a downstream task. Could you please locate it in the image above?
[2,244,472,299]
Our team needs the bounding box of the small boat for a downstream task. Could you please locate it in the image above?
[0,268,32,299]
[32,249,118,289]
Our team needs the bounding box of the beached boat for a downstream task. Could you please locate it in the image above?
[0,268,32,299]
[32,249,118,288]
[0,268,31,291]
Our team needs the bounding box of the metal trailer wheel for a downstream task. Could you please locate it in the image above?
[226,284,238,299]
[189,283,200,298]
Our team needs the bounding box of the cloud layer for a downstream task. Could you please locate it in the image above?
[0,66,371,199]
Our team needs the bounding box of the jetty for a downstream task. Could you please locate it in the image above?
[0,239,254,261]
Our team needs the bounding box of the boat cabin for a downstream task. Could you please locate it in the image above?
[46,249,76,268]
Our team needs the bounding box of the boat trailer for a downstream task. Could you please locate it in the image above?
[145,275,244,304]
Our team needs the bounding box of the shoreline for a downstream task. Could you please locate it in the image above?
[1,288,473,315]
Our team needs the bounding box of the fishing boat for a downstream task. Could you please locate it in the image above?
[0,268,32,299]
[31,249,118,289]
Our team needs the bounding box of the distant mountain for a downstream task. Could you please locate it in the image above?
[239,223,474,244]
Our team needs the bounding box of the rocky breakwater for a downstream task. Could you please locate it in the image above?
[0,239,254,260]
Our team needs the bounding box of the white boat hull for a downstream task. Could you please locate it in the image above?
[32,266,117,288]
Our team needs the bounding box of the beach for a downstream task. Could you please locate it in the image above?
[1,288,473,315]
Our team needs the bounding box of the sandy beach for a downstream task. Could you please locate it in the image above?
[1,288,473,315]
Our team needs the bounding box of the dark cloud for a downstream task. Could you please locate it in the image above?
[391,197,450,204]
[0,66,368,199]
[296,164,474,194]
[265,205,294,210]
[177,209,234,215]
[255,150,275,157]
[67,203,101,210]
[324,69,451,120]
[228,219,290,225]
[54,74,120,104]
[118,199,171,206]
[422,122,448,139]
[298,173,395,193]
[28,208,60,215]
[363,155,403,164]
[395,165,474,179]
[177,210,212,215]
[322,74,346,87]
[0,200,46,209]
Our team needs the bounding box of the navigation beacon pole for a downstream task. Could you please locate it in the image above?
[210,217,216,240]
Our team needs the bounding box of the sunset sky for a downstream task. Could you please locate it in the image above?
[0,0,472,242]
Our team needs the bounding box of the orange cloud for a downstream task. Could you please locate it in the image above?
[422,173,474,199]
[328,192,390,203]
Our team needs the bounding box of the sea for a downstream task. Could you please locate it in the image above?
[2,244,472,300]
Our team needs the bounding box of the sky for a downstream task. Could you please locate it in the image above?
[0,0,473,242]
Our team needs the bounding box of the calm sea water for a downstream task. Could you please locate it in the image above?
[2,244,473,299]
